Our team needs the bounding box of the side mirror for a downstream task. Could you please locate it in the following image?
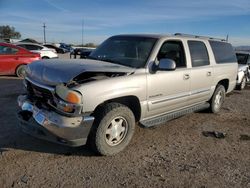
[158,58,176,71]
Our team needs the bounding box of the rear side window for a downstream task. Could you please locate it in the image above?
[25,45,43,50]
[0,45,18,54]
[188,41,209,67]
[209,41,237,64]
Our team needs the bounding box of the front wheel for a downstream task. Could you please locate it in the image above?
[209,85,226,113]
[89,103,135,156]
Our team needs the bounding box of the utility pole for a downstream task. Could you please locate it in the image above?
[43,23,46,44]
[81,19,84,47]
[226,34,229,42]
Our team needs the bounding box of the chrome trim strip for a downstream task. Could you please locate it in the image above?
[26,77,55,92]
[190,88,211,95]
[151,92,190,104]
[151,88,211,104]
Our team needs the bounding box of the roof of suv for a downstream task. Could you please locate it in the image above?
[114,33,228,42]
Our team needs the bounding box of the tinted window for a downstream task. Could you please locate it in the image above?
[157,40,186,68]
[236,53,248,64]
[209,41,237,63]
[89,36,157,68]
[188,41,209,67]
[25,44,43,50]
[0,45,18,54]
[247,55,250,64]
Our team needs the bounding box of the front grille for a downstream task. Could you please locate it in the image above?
[26,81,54,101]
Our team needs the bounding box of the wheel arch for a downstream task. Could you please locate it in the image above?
[217,79,229,92]
[92,95,141,122]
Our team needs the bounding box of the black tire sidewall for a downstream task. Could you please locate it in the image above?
[94,104,135,156]
[210,85,225,113]
[240,76,246,90]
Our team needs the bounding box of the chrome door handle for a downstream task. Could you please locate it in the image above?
[207,71,212,76]
[184,74,190,80]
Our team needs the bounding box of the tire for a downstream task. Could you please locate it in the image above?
[15,65,26,78]
[236,76,246,90]
[89,103,135,156]
[209,85,226,113]
[42,56,49,59]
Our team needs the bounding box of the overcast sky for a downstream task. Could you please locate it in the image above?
[0,0,250,46]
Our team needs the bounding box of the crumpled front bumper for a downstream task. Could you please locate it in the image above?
[17,95,94,147]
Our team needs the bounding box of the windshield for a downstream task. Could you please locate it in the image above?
[89,36,157,68]
[236,53,248,64]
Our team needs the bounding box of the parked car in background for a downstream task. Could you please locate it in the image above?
[0,42,40,77]
[43,44,66,54]
[59,43,74,53]
[235,51,250,90]
[15,43,58,59]
[80,49,94,59]
[70,48,94,59]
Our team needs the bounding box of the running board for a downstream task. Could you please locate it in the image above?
[140,102,210,128]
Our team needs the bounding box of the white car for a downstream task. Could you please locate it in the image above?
[236,51,250,90]
[16,43,58,59]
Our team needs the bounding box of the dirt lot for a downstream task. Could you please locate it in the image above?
[0,76,249,188]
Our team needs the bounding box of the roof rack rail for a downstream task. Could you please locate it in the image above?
[174,33,226,42]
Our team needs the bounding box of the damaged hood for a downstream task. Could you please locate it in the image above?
[26,59,135,85]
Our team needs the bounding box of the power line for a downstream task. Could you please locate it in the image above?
[82,19,84,46]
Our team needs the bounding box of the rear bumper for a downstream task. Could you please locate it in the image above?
[17,96,94,147]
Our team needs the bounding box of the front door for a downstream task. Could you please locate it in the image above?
[146,40,190,117]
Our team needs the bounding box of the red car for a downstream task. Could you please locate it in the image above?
[0,42,40,77]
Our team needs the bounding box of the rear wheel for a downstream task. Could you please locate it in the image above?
[16,65,26,78]
[88,103,135,156]
[209,85,226,113]
[42,56,49,59]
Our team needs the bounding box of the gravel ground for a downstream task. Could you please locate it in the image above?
[0,75,249,188]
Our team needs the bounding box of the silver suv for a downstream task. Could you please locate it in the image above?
[17,34,238,155]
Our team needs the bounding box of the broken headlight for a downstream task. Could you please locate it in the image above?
[55,85,83,113]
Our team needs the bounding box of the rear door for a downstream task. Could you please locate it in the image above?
[187,40,213,105]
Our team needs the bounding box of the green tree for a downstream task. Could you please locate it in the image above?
[0,25,21,39]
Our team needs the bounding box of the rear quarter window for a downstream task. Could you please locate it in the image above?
[209,41,237,64]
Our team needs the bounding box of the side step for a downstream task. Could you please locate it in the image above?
[140,102,210,128]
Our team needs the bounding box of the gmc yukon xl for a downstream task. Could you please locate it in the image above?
[17,33,238,155]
